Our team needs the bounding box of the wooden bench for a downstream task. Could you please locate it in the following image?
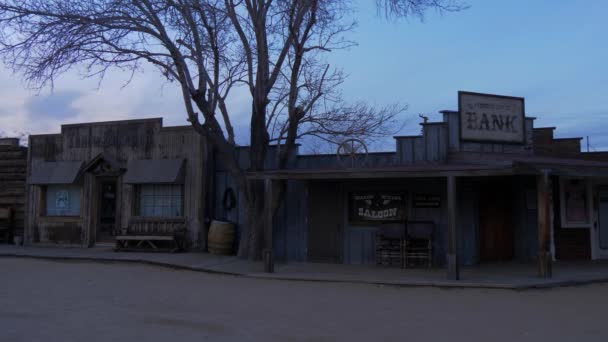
[115,217,186,253]
[0,208,14,244]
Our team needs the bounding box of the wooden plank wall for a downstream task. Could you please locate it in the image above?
[511,176,539,261]
[0,138,27,239]
[213,145,308,260]
[26,119,207,248]
[457,178,479,265]
[337,178,448,266]
[395,123,448,164]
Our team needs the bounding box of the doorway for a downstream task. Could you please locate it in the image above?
[595,189,608,258]
[479,177,514,262]
[307,182,342,263]
[97,179,118,243]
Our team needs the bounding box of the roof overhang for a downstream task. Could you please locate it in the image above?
[28,161,84,185]
[123,159,186,184]
[247,163,519,180]
[247,156,608,181]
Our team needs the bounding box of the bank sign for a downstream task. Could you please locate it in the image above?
[459,91,526,144]
[349,192,406,223]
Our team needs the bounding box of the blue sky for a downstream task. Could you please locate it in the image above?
[0,0,606,150]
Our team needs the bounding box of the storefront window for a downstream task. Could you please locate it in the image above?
[45,185,81,216]
[137,184,183,217]
[560,178,591,228]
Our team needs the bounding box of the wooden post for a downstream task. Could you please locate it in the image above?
[537,171,553,278]
[446,175,459,280]
[263,179,275,273]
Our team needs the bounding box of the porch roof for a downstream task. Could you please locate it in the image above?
[246,154,608,180]
[247,163,518,180]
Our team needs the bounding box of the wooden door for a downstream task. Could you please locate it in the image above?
[479,178,514,261]
[596,189,608,258]
[97,179,118,243]
[308,182,342,263]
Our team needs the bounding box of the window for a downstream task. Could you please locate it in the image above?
[560,177,591,228]
[45,185,81,217]
[137,184,183,217]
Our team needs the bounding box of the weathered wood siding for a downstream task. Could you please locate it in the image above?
[313,178,450,266]
[457,178,479,265]
[511,176,539,261]
[213,146,308,260]
[26,119,208,248]
[0,138,27,239]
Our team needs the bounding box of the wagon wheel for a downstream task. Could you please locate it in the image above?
[336,138,369,168]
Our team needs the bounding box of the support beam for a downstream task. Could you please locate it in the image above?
[263,179,275,273]
[537,171,553,278]
[446,175,459,280]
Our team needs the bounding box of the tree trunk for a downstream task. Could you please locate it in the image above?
[237,178,286,260]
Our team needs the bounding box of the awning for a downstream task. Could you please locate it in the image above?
[28,161,84,185]
[247,154,608,180]
[123,159,186,184]
[514,161,608,178]
[247,163,517,180]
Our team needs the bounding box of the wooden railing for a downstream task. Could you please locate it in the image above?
[127,217,186,236]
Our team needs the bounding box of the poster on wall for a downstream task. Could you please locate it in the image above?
[560,178,591,228]
[349,192,406,223]
[55,190,69,210]
[413,194,441,208]
[459,91,526,144]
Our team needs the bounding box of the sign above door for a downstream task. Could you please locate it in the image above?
[458,91,526,144]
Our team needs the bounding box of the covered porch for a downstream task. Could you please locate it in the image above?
[249,155,608,280]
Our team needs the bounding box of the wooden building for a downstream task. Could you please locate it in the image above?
[21,91,608,280]
[0,138,27,242]
[230,91,608,278]
[25,118,209,248]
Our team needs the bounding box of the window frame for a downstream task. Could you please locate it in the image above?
[559,177,592,229]
[133,184,185,218]
[41,184,83,218]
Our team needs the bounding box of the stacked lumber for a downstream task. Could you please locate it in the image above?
[0,138,27,240]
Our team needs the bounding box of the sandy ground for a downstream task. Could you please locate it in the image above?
[0,258,607,342]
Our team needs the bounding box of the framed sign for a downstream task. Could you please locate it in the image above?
[349,192,406,223]
[458,91,526,144]
[560,177,592,228]
[55,190,69,210]
[413,194,441,208]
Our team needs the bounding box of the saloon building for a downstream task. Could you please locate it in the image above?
[21,91,608,279]
[217,92,608,278]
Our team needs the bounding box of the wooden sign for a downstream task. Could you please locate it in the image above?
[413,194,441,208]
[349,192,406,223]
[459,91,525,144]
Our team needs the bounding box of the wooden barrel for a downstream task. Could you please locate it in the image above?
[208,220,236,255]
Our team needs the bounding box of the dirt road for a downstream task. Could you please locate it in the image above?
[1,258,606,342]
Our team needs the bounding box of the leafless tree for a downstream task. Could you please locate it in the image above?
[0,0,466,259]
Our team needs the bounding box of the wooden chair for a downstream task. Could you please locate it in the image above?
[402,221,434,268]
[0,208,14,244]
[375,224,405,267]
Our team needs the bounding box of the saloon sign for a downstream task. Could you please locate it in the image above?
[459,91,526,144]
[349,192,405,223]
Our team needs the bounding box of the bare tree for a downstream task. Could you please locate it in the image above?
[0,0,466,259]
